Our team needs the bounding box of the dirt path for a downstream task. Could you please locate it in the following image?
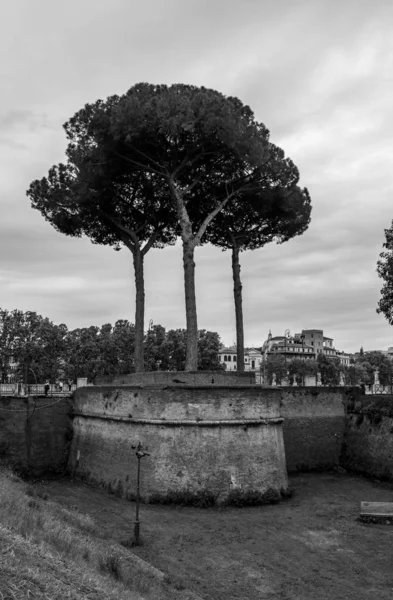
[39,474,393,600]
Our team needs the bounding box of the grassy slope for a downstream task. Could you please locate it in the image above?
[0,467,195,600]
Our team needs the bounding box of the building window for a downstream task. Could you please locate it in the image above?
[228,356,231,362]
[224,355,227,361]
[233,356,237,362]
[311,341,314,346]
[252,360,255,369]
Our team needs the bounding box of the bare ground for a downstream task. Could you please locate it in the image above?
[36,473,393,600]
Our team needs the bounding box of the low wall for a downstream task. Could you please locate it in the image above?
[281,387,347,472]
[341,395,393,481]
[69,385,288,503]
[94,370,256,386]
[0,395,73,476]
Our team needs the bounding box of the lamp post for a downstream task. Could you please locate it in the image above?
[132,441,150,546]
[284,329,290,368]
[300,333,305,386]
[29,367,38,398]
[146,319,153,371]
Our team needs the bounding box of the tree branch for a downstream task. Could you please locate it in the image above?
[141,229,160,256]
[167,176,194,244]
[112,149,165,176]
[99,211,140,248]
[193,190,239,246]
[182,173,204,194]
[122,140,166,172]
[171,148,217,179]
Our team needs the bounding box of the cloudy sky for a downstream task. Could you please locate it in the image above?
[1,0,392,353]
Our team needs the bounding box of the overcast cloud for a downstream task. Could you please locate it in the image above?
[1,0,392,353]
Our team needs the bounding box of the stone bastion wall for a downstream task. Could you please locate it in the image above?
[281,387,347,472]
[0,395,73,476]
[4,382,390,497]
[69,384,289,503]
[94,370,256,386]
[340,394,393,481]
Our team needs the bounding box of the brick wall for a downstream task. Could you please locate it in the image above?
[0,395,73,477]
[281,387,347,472]
[69,385,288,502]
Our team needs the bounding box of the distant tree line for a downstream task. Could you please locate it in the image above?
[263,349,393,387]
[0,308,222,383]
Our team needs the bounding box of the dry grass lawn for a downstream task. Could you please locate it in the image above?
[0,466,198,600]
[36,471,393,600]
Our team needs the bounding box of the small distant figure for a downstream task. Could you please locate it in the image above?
[59,380,63,392]
[68,380,72,392]
[360,382,366,395]
[44,380,50,396]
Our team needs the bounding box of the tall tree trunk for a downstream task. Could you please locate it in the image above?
[231,244,245,373]
[182,240,198,371]
[168,177,234,372]
[132,248,145,373]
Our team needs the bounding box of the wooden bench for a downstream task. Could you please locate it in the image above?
[359,502,393,524]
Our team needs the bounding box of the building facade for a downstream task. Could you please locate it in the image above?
[262,331,315,361]
[218,347,262,372]
[261,329,350,365]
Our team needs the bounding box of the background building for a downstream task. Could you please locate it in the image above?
[218,347,262,372]
[262,331,314,361]
[261,328,350,365]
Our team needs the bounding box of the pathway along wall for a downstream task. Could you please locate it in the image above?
[69,385,288,504]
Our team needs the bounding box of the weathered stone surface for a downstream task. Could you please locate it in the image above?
[94,371,256,386]
[0,396,73,476]
[69,385,288,502]
[74,385,281,421]
[5,384,392,497]
[341,396,393,482]
[281,387,346,472]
